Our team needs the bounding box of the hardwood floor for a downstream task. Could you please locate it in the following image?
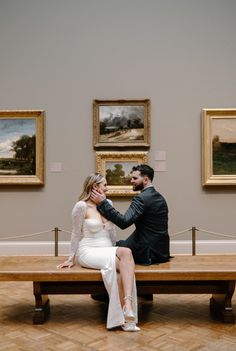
[1,281,236,350]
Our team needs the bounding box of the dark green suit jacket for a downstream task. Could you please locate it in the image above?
[97,186,170,265]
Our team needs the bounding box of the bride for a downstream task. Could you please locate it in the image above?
[58,173,140,331]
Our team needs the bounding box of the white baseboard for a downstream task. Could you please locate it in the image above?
[0,240,236,256]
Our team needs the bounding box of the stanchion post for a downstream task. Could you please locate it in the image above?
[192,226,196,256]
[54,227,59,257]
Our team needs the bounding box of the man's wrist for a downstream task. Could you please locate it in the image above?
[97,198,107,207]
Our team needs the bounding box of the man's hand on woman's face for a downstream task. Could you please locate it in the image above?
[90,189,106,204]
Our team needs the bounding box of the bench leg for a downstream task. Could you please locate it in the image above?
[33,282,50,324]
[210,281,235,323]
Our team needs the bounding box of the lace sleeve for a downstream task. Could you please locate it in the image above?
[68,201,87,262]
[107,199,117,246]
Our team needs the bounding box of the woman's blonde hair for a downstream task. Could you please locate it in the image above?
[79,173,105,201]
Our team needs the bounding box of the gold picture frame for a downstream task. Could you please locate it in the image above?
[201,108,236,186]
[0,110,44,186]
[93,99,150,149]
[96,151,148,196]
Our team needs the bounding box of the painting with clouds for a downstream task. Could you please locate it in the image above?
[0,118,36,175]
[93,99,150,149]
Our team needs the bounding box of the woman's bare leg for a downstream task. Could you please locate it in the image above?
[115,265,124,308]
[116,247,135,312]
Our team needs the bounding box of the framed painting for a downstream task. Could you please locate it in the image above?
[96,151,148,196]
[201,108,236,186]
[93,99,150,149]
[0,110,44,185]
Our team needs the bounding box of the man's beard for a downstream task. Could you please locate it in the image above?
[133,182,144,191]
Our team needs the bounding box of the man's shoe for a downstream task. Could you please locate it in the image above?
[91,293,109,302]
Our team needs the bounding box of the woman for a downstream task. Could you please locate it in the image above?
[58,173,140,331]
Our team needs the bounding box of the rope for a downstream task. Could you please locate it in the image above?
[0,229,54,241]
[60,229,72,235]
[0,227,235,241]
[169,228,192,238]
[197,228,236,239]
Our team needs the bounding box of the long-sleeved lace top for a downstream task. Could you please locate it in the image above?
[68,200,116,263]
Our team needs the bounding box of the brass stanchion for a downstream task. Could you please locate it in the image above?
[54,227,60,256]
[192,226,196,256]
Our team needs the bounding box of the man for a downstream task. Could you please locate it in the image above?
[91,164,170,265]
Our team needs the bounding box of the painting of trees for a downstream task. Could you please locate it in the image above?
[0,111,44,185]
[106,163,132,185]
[11,135,36,174]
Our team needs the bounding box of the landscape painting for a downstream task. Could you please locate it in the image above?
[202,109,236,186]
[96,151,148,196]
[212,118,236,175]
[93,99,150,148]
[105,161,137,186]
[0,110,44,185]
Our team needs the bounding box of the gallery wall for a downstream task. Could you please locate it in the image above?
[0,0,236,253]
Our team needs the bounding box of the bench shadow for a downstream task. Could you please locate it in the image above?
[1,303,34,325]
[1,297,109,326]
[3,295,236,327]
[138,296,223,325]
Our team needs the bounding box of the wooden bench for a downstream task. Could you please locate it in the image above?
[0,255,236,325]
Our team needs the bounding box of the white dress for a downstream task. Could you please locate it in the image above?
[67,200,138,329]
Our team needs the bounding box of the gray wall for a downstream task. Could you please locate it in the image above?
[0,0,236,244]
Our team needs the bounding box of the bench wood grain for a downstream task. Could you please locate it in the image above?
[0,255,235,325]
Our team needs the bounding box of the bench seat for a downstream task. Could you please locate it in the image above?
[0,255,236,324]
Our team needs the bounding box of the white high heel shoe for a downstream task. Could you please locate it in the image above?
[123,295,135,321]
[122,295,140,332]
[123,307,135,321]
[121,322,140,332]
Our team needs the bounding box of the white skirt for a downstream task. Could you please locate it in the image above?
[77,236,137,329]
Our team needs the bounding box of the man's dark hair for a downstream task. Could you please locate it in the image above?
[132,164,154,181]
